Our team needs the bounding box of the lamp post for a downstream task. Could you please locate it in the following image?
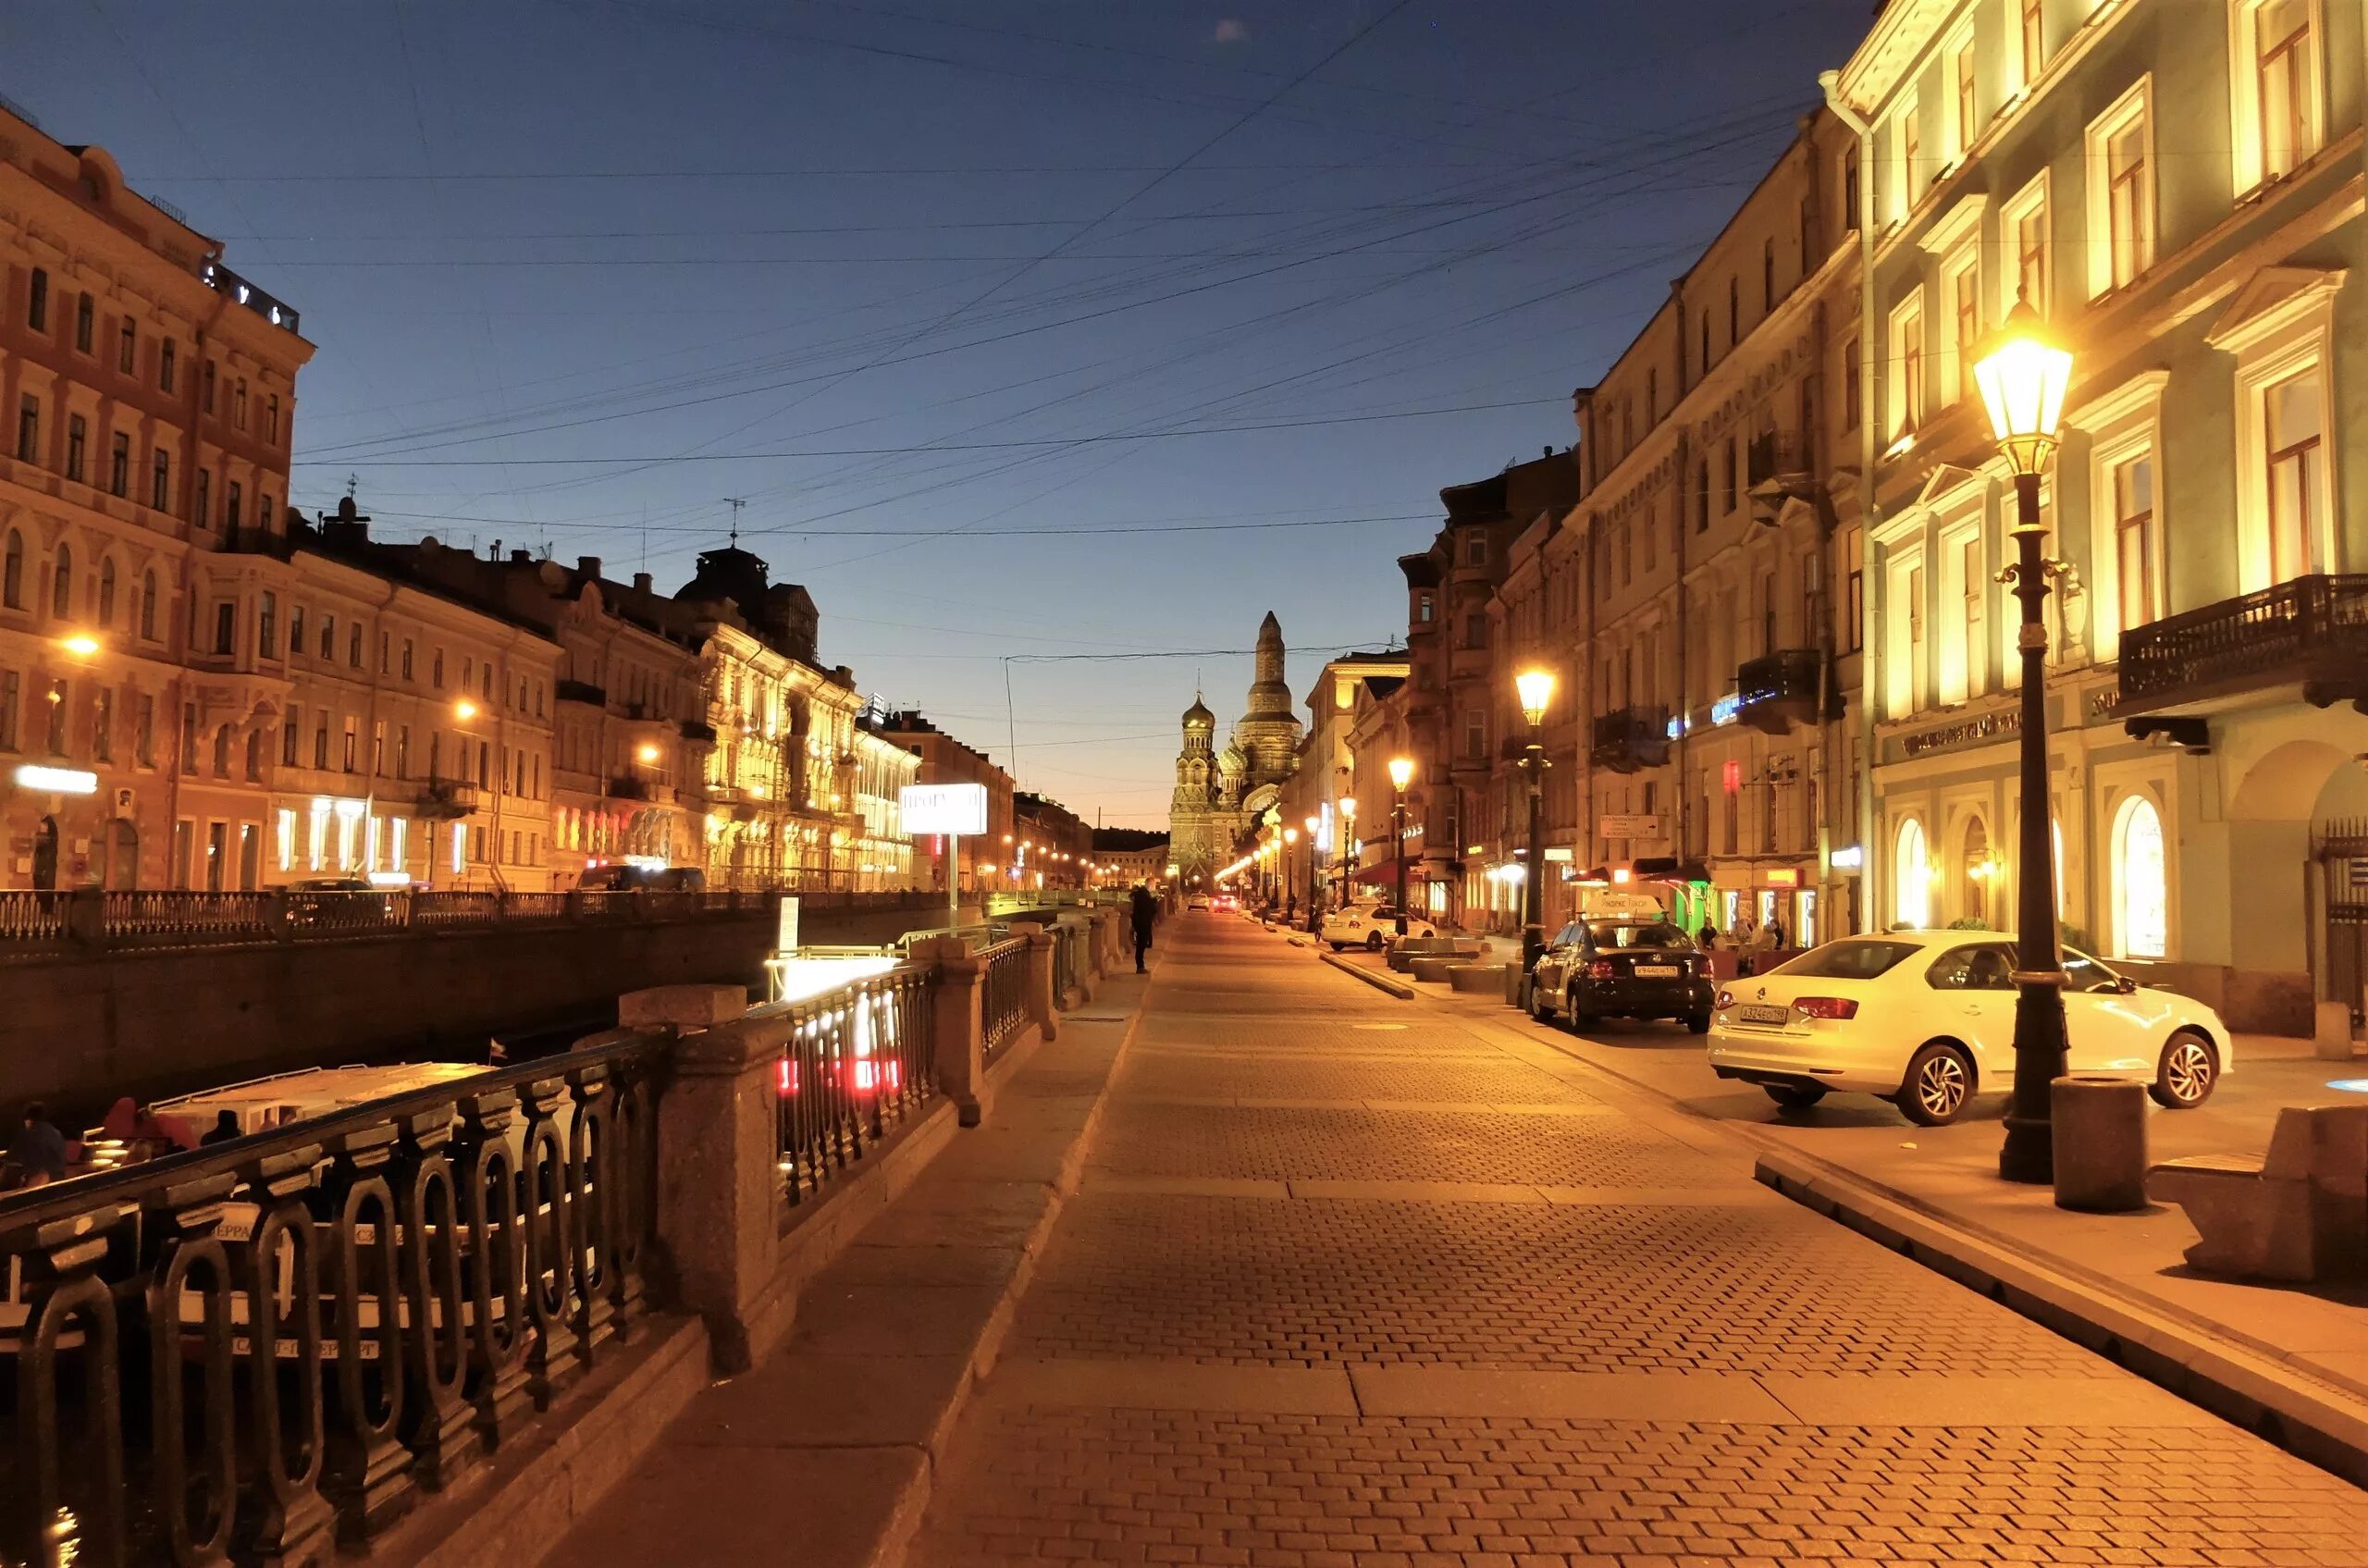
[1514,670,1556,983]
[1338,796,1357,908]
[1283,827,1299,921]
[1387,756,1414,937]
[1303,814,1323,932]
[1973,296,2076,1185]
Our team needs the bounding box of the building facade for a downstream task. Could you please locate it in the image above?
[1832,0,2368,1031]
[876,710,1015,895]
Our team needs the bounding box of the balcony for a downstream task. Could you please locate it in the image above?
[419,776,481,821]
[1745,430,1816,497]
[556,679,607,707]
[1589,707,1670,774]
[608,775,654,802]
[2117,574,2368,720]
[680,719,719,744]
[1733,648,1830,735]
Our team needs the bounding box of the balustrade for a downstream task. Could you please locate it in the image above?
[980,936,1030,1061]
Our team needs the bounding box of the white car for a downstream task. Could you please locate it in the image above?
[1707,932,2229,1127]
[1321,902,1438,952]
[1186,894,1210,911]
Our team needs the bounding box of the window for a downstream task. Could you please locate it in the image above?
[213,600,235,656]
[211,726,231,779]
[283,707,300,767]
[66,416,85,483]
[1960,535,1986,698]
[1841,336,1860,429]
[1888,293,1925,438]
[1462,707,1485,759]
[432,648,444,686]
[1893,94,1921,216]
[1462,532,1486,567]
[91,691,113,765]
[1894,818,1931,927]
[14,395,36,463]
[319,612,335,658]
[1762,239,1775,312]
[75,293,93,352]
[259,592,278,658]
[50,545,70,620]
[109,433,129,497]
[2018,0,2046,88]
[202,360,216,414]
[265,395,280,444]
[0,672,16,749]
[159,339,176,393]
[314,715,329,770]
[135,693,153,765]
[27,267,46,330]
[2113,451,2160,634]
[373,720,386,776]
[2112,795,2168,958]
[289,605,304,653]
[2087,83,2154,296]
[2264,368,2325,583]
[342,717,357,772]
[1842,143,1860,228]
[1946,254,1980,403]
[139,573,156,639]
[45,679,68,756]
[245,731,263,782]
[2235,0,2320,189]
[349,623,363,668]
[1949,33,1978,158]
[379,631,390,674]
[1699,315,1710,376]
[194,468,210,526]
[117,318,136,375]
[1728,276,1739,345]
[0,531,18,608]
[397,724,411,779]
[226,481,242,529]
[1463,611,1486,648]
[150,449,170,511]
[2003,175,2049,318]
[233,379,248,430]
[1416,592,1434,623]
[1695,460,1711,532]
[97,558,116,625]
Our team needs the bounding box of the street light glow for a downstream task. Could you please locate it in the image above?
[1515,668,1556,727]
[1974,296,2073,482]
[1387,756,1412,791]
[636,743,660,763]
[454,698,479,721]
[59,633,101,658]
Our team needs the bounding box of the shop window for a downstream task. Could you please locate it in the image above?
[1894,818,1931,928]
[2112,795,2167,957]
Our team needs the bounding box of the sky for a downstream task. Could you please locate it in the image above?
[10,0,1878,827]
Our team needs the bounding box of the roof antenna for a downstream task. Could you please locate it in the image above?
[345,473,359,500]
[723,497,746,549]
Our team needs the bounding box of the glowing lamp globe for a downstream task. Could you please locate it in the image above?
[1973,298,2074,483]
[1515,668,1556,727]
[1387,756,1413,791]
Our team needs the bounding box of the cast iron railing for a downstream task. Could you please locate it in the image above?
[980,936,1030,1061]
[1733,648,1828,735]
[765,965,934,1204]
[0,1035,663,1566]
[1589,707,1670,774]
[101,889,277,949]
[2117,573,2368,714]
[1052,922,1080,999]
[0,890,65,948]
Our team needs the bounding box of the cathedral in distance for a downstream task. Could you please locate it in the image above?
[1168,612,1303,886]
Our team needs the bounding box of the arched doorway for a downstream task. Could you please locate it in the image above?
[1960,815,1992,928]
[2112,796,2168,958]
[108,818,139,890]
[31,816,59,891]
[1894,818,1930,929]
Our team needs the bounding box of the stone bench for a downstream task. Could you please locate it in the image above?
[1389,936,1486,972]
[1448,962,1511,994]
[2147,1105,2368,1282]
[1408,956,1459,985]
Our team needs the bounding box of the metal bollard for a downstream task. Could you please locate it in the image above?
[2051,1075,2149,1213]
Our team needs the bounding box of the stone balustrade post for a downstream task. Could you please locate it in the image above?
[1058,913,1097,1002]
[64,885,106,948]
[627,982,777,1373]
[909,935,986,1127]
[265,890,294,941]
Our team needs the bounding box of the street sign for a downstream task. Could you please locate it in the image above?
[900,783,987,836]
[1599,814,1661,838]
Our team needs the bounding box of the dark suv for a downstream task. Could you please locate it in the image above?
[1529,918,1716,1033]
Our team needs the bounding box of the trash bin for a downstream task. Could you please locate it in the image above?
[2051,1075,2149,1213]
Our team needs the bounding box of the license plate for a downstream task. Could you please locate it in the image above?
[1739,1004,1791,1024]
[1634,965,1679,978]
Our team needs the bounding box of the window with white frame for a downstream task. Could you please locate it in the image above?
[1884,548,1927,717]
[2016,0,2047,92]
[1894,817,1931,928]
[2113,450,2162,636]
[2111,793,2167,958]
[2232,0,2321,190]
[2215,272,2340,592]
[1961,532,1988,698]
[1945,250,1980,404]
[2085,81,2154,296]
[1893,93,1922,217]
[1947,29,1979,161]
[1937,521,1980,707]
[2263,367,2325,583]
[2074,373,2168,660]
[1887,291,1926,440]
[2001,173,2050,318]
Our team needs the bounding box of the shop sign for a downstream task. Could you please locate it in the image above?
[1830,845,1864,871]
[1599,814,1661,838]
[1900,709,2021,759]
[1761,868,1800,887]
[1542,846,1574,862]
[899,784,987,835]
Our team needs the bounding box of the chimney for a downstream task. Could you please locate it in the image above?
[510,549,532,564]
[633,572,653,593]
[577,555,602,579]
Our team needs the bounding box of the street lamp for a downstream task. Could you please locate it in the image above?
[1514,669,1556,984]
[1338,796,1356,909]
[1283,827,1299,920]
[1387,756,1414,937]
[1303,814,1323,932]
[1974,295,2075,1185]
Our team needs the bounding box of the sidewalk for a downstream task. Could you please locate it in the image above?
[1343,941,2368,1465]
[552,967,1152,1568]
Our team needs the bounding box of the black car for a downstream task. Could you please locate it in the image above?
[1528,918,1716,1032]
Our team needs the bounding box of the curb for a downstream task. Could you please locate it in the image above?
[1319,950,1413,999]
[1753,1145,2368,1488]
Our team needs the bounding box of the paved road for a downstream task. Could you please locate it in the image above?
[913,916,2368,1566]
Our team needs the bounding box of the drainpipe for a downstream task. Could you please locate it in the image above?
[1821,71,1881,935]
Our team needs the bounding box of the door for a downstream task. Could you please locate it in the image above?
[2058,948,2168,1075]
[237,823,260,891]
[30,816,58,891]
[204,821,228,893]
[1922,942,2016,1076]
[108,818,138,889]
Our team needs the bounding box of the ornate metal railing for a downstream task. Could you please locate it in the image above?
[2117,573,2368,714]
[0,890,65,948]
[1589,707,1671,775]
[0,1036,664,1566]
[980,936,1030,1061]
[411,891,504,929]
[764,966,934,1205]
[100,889,276,949]
[1733,648,1828,735]
[1052,922,1080,1000]
[284,888,409,937]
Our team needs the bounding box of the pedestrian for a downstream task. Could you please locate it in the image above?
[200,1109,242,1147]
[1764,916,1786,951]
[1696,921,1719,950]
[1129,883,1158,974]
[5,1101,68,1189]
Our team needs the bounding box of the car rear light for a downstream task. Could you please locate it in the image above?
[1793,995,1859,1020]
[1587,959,1616,981]
[1715,989,1734,1010]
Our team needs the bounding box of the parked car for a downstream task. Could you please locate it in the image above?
[575,863,707,892]
[1321,901,1438,952]
[1529,918,1715,1032]
[1707,932,2230,1126]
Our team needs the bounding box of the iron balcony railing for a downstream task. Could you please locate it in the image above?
[980,936,1030,1062]
[1733,648,1829,735]
[1589,707,1671,775]
[2116,573,2368,715]
[761,965,935,1205]
[0,1035,665,1565]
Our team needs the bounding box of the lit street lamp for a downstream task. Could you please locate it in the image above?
[1303,814,1323,932]
[1974,295,2076,1186]
[1283,826,1299,920]
[1514,669,1555,984]
[1387,756,1413,938]
[1338,796,1357,908]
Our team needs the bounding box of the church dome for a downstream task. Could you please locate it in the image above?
[1183,695,1215,728]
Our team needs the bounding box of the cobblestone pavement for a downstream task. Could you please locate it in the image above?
[912,917,2368,1567]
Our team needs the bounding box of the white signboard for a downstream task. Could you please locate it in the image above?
[1599,814,1662,839]
[900,783,988,836]
[776,895,800,955]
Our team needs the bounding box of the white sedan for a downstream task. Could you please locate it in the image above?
[1321,902,1438,951]
[1707,932,2229,1126]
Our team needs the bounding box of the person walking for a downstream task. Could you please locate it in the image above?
[200,1109,243,1147]
[1763,915,1787,952]
[1129,883,1159,974]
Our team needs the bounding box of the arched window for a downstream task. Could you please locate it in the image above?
[2112,796,2168,957]
[1894,818,1930,928]
[97,558,117,625]
[50,543,71,618]
[1961,814,1991,926]
[139,572,157,639]
[1,531,20,608]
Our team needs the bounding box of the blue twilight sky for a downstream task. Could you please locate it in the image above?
[9,0,1873,827]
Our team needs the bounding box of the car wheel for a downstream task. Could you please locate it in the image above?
[1895,1042,1975,1127]
[1364,931,1383,952]
[1530,986,1556,1024]
[1764,1084,1827,1112]
[2151,1030,2219,1109]
[1326,942,1343,953]
[1685,1008,1711,1035]
[1570,997,1598,1032]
